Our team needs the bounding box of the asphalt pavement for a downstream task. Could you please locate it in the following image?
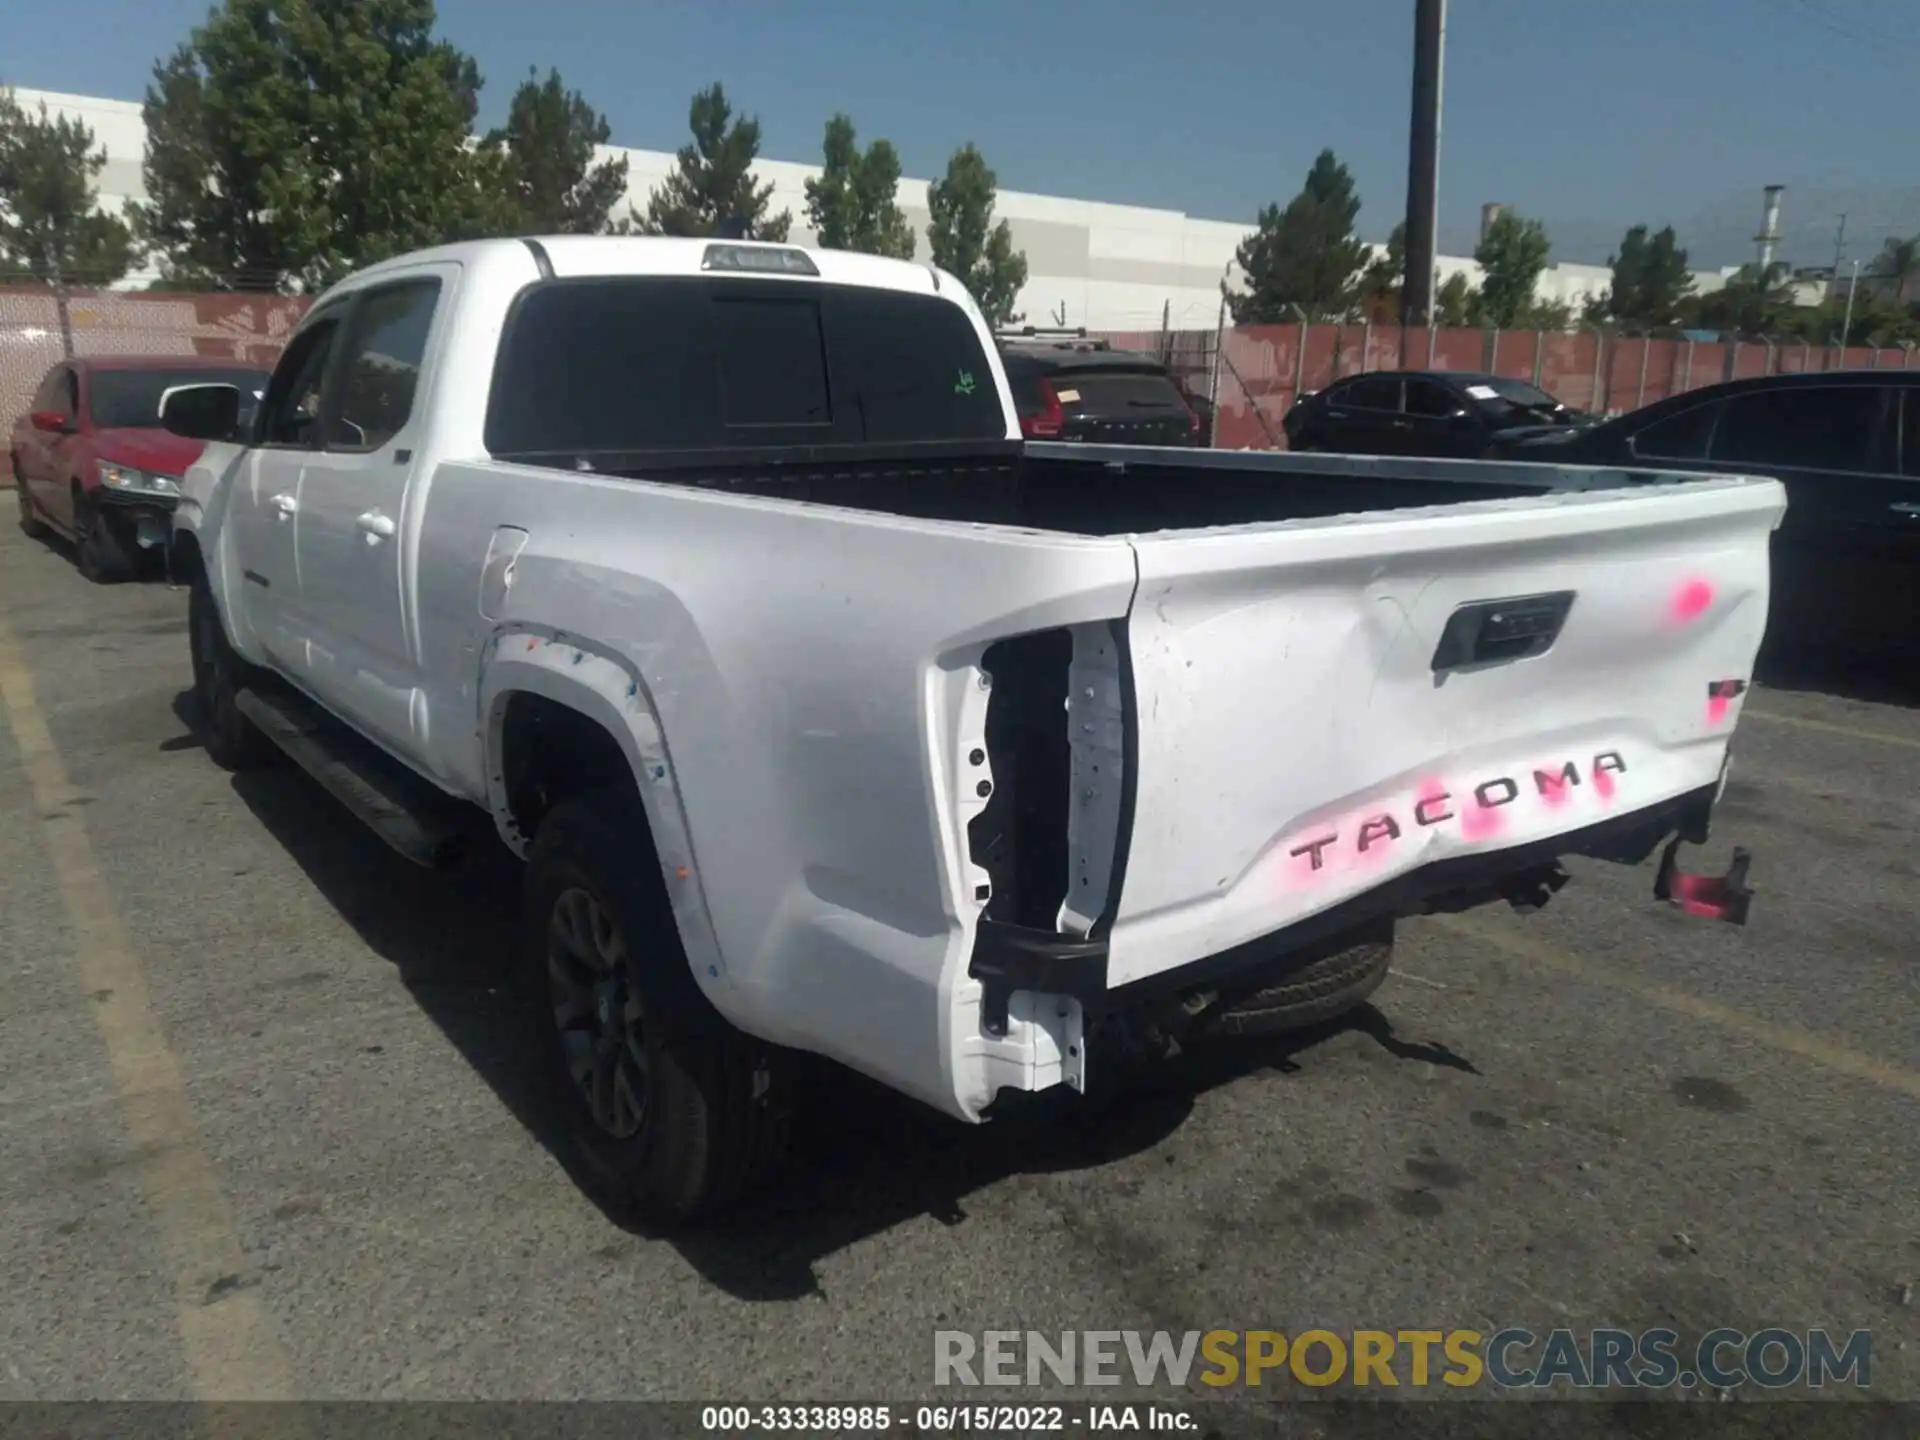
[0,516,1915,1419]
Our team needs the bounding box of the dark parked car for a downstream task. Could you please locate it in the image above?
[998,330,1204,446]
[1283,369,1592,457]
[1495,369,1920,658]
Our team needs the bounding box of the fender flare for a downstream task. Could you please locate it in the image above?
[478,625,732,1007]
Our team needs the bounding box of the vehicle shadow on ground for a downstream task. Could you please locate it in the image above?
[172,689,1474,1302]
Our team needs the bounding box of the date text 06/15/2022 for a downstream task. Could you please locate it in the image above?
[700,1406,1197,1432]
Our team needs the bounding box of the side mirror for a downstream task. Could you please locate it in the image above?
[29,409,73,434]
[159,383,243,442]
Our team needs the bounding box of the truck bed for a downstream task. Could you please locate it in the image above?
[562,437,1659,536]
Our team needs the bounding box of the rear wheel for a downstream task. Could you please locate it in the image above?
[523,790,792,1226]
[188,572,269,771]
[14,468,47,539]
[1202,920,1395,1036]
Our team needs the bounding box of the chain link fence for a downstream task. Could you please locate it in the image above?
[1094,320,1920,451]
[2,284,310,479]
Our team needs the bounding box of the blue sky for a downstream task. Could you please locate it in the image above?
[8,0,1920,266]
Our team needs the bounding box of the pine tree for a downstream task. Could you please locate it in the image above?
[481,68,630,235]
[0,88,140,289]
[926,143,1026,327]
[1474,210,1551,328]
[634,83,790,240]
[804,114,913,259]
[133,0,493,292]
[1227,149,1369,323]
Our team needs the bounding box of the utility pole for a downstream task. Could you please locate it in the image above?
[1839,257,1862,353]
[1831,213,1848,277]
[1400,0,1446,351]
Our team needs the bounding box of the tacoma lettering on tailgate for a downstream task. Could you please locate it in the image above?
[1285,751,1629,879]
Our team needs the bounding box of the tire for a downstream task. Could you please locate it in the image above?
[523,790,792,1226]
[1203,920,1395,1037]
[73,490,131,583]
[14,468,47,539]
[188,572,270,771]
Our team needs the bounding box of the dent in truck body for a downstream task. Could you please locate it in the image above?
[167,236,1785,1142]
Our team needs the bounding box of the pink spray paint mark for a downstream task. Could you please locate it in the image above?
[1669,579,1715,626]
[1351,815,1397,869]
[1536,766,1574,808]
[1591,764,1617,802]
[1707,694,1731,726]
[1459,798,1506,842]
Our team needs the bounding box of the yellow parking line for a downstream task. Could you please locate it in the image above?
[0,615,295,1401]
[1432,912,1920,1102]
[1743,707,1920,750]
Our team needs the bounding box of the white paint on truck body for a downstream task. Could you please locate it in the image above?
[172,235,1787,1126]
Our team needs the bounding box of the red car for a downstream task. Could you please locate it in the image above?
[10,355,269,581]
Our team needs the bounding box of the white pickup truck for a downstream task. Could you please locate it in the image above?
[164,235,1781,1225]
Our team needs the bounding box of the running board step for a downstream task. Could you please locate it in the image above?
[235,686,471,869]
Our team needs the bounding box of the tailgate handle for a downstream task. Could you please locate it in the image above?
[1432,590,1576,671]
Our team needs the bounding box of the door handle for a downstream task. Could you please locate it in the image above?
[271,492,297,516]
[356,510,396,539]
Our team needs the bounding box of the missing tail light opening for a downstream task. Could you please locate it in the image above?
[965,623,1130,936]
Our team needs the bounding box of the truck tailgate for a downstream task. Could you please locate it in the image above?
[1105,475,1785,987]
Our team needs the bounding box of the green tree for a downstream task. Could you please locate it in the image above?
[1354,221,1405,322]
[803,114,914,259]
[0,87,140,289]
[134,0,492,292]
[1870,234,1919,303]
[634,83,789,240]
[480,67,629,235]
[1474,209,1551,328]
[1595,223,1694,332]
[1226,149,1369,324]
[1435,270,1481,327]
[926,143,1027,327]
[1684,261,1796,335]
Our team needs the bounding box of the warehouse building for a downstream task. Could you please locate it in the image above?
[11,87,1723,328]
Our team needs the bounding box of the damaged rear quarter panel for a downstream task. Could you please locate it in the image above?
[417,459,1137,1117]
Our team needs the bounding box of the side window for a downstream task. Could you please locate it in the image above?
[1340,376,1400,411]
[1631,402,1719,461]
[30,368,66,415]
[1404,379,1458,418]
[1710,386,1886,473]
[32,367,75,418]
[259,314,344,448]
[327,278,441,451]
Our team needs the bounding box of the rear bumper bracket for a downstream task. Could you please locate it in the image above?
[1653,838,1754,925]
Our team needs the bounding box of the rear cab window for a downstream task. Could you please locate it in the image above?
[484,277,1009,457]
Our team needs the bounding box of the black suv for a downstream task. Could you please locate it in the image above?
[1497,370,1920,657]
[1284,369,1591,458]
[998,330,1204,446]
